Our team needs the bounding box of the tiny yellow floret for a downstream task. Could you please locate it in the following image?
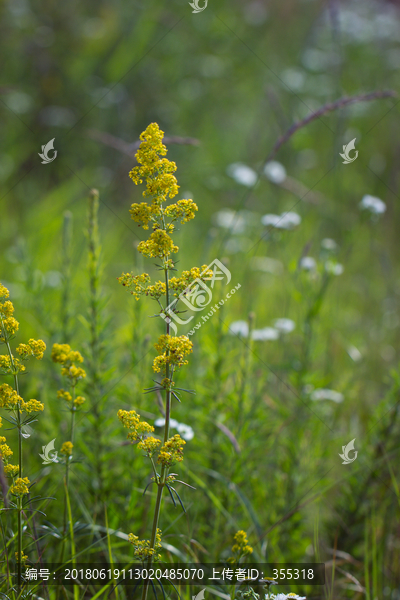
[10,477,30,496]
[61,441,73,456]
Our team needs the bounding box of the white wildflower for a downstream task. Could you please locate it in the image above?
[176,423,194,441]
[325,261,344,276]
[264,161,287,184]
[300,256,317,270]
[229,320,249,337]
[310,388,344,403]
[261,211,301,230]
[251,327,279,341]
[227,162,257,187]
[274,318,296,333]
[154,418,179,429]
[321,238,337,251]
[359,194,386,215]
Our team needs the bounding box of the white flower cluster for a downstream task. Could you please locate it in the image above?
[309,388,344,403]
[154,418,194,441]
[229,319,295,341]
[359,194,386,215]
[269,594,306,600]
[261,212,301,230]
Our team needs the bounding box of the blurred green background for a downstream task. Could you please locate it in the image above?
[1,0,400,598]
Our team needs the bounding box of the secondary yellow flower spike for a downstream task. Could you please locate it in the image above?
[52,343,87,387]
[227,530,254,564]
[0,283,46,491]
[0,282,47,595]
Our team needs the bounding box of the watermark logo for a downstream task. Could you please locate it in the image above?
[192,591,206,600]
[38,138,57,164]
[39,438,58,464]
[162,259,232,335]
[339,438,358,464]
[189,0,208,13]
[339,138,358,164]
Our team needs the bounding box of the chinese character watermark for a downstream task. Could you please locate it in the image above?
[161,259,233,335]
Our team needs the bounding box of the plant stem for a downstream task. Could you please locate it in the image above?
[58,384,76,584]
[61,211,73,344]
[141,264,171,600]
[87,189,105,510]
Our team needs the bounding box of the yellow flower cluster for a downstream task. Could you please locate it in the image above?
[57,389,85,406]
[20,399,44,414]
[144,281,167,300]
[61,364,86,380]
[61,441,73,456]
[57,389,72,402]
[0,285,18,343]
[0,383,21,408]
[129,124,179,204]
[129,202,161,229]
[137,229,179,259]
[51,343,84,365]
[128,528,162,561]
[0,285,46,382]
[118,409,154,442]
[138,436,162,457]
[157,434,185,467]
[0,386,42,414]
[130,123,167,174]
[0,409,18,478]
[52,343,86,384]
[0,440,13,458]
[0,284,10,300]
[15,551,28,563]
[4,464,19,476]
[52,343,86,416]
[117,272,151,300]
[169,265,214,296]
[0,300,14,317]
[0,355,25,375]
[144,166,179,203]
[153,335,193,373]
[164,199,198,224]
[10,476,30,496]
[0,316,19,342]
[227,530,253,564]
[16,339,46,360]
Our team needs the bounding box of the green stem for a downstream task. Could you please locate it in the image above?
[58,383,76,592]
[141,263,171,600]
[61,211,73,344]
[87,189,104,510]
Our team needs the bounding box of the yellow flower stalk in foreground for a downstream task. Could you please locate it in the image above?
[117,123,200,600]
[0,282,46,593]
